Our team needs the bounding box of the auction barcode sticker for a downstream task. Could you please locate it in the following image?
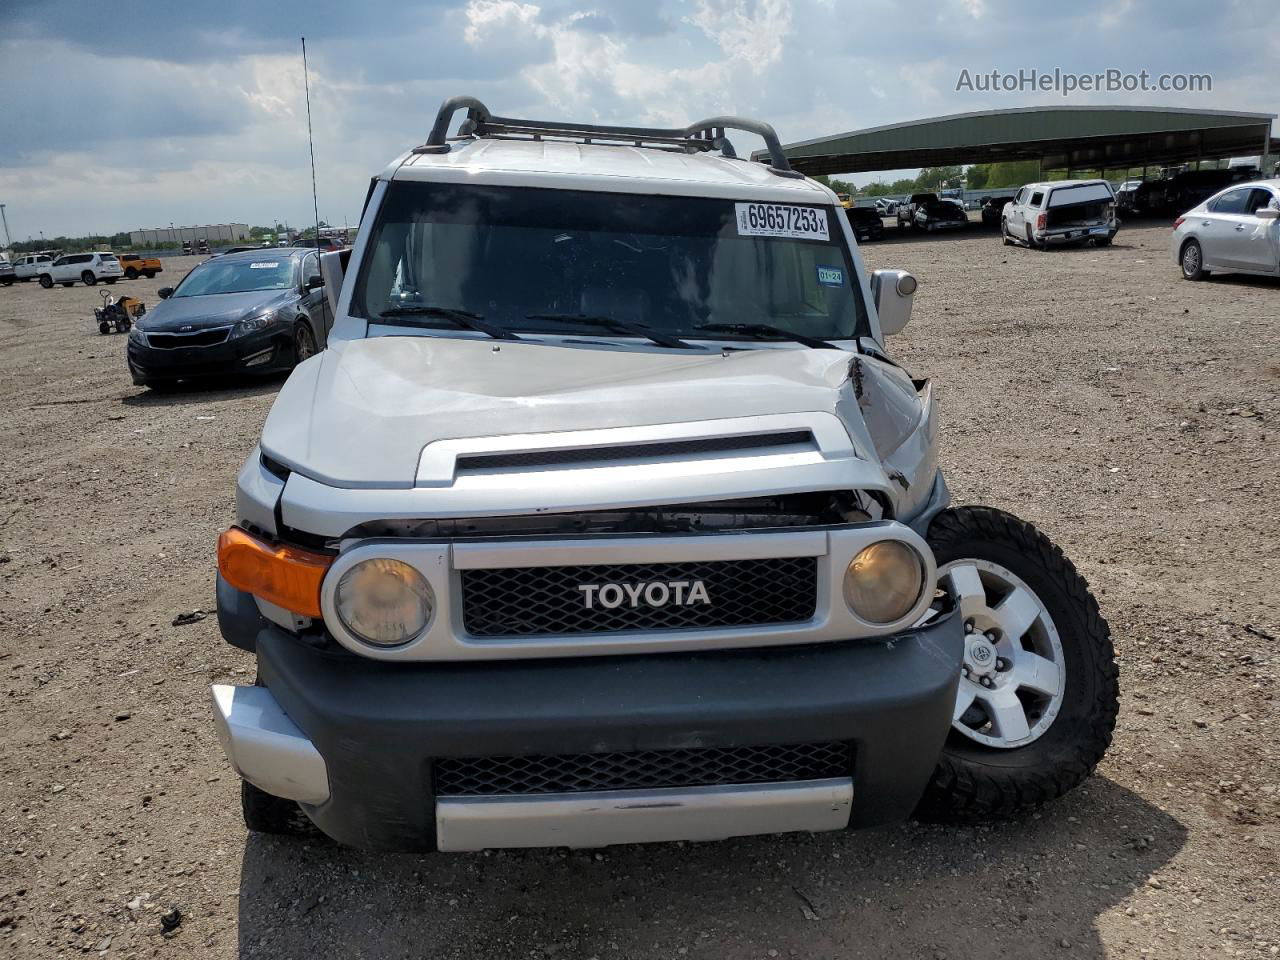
[734,203,829,241]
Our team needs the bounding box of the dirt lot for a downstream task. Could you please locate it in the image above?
[1,225,1277,959]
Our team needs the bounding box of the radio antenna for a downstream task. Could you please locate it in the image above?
[301,37,321,250]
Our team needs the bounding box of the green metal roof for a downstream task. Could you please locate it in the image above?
[761,106,1276,176]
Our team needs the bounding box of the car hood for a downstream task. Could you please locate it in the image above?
[139,290,293,332]
[261,335,868,488]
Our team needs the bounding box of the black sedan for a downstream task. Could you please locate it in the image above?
[845,206,885,242]
[127,248,332,390]
[980,196,1014,228]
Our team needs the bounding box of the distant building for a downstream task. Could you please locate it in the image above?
[129,223,250,246]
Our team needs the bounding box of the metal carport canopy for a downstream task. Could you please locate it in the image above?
[758,105,1276,176]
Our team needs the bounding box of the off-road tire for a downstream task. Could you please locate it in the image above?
[39,275,53,288]
[144,270,157,279]
[241,781,322,837]
[125,267,139,280]
[916,506,1119,823]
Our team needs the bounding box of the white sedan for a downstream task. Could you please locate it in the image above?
[1171,179,1280,280]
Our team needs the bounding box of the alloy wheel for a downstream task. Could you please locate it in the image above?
[294,324,316,362]
[937,558,1066,749]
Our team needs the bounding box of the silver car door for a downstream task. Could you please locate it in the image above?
[1234,188,1280,273]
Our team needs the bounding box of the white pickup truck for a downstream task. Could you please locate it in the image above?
[1001,180,1118,249]
[38,252,124,287]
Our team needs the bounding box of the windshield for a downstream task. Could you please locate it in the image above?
[173,257,296,297]
[352,182,868,342]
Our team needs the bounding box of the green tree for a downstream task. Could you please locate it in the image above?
[965,165,989,189]
[915,166,964,191]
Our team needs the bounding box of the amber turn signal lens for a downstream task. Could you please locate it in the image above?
[217,528,332,618]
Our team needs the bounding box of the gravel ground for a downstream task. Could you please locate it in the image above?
[1,224,1277,959]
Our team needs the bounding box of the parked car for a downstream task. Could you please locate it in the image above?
[39,252,124,287]
[897,192,938,229]
[126,247,332,390]
[1165,169,1256,216]
[846,205,885,242]
[0,256,14,286]
[874,198,898,217]
[1002,180,1118,249]
[913,197,968,232]
[1171,179,1280,281]
[116,253,162,279]
[13,253,55,281]
[980,196,1014,228]
[208,95,1118,853]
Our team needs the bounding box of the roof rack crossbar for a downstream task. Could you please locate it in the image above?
[416,96,802,177]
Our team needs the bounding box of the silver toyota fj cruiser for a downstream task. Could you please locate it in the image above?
[211,98,1119,852]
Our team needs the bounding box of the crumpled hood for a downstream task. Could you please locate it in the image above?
[261,335,862,488]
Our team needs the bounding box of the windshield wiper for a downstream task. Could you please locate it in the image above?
[377,305,521,341]
[524,313,699,350]
[694,322,840,350]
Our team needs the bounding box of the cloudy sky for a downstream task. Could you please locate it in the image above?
[1,0,1276,240]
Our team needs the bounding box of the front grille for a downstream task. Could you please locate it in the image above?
[146,328,231,349]
[455,430,814,472]
[435,742,851,796]
[461,555,817,637]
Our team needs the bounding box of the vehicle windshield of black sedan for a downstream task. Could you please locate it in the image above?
[174,258,297,297]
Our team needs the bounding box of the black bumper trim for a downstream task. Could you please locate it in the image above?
[244,606,962,851]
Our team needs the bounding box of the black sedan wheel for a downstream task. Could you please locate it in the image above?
[294,322,317,364]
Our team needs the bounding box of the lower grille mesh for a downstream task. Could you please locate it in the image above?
[434,742,852,796]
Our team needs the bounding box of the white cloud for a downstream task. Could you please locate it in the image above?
[1,0,1277,238]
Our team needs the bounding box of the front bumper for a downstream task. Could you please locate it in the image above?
[127,325,290,382]
[212,599,962,851]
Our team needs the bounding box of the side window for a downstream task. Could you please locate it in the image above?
[1246,189,1276,214]
[1029,191,1045,206]
[303,253,320,286]
[1209,189,1250,215]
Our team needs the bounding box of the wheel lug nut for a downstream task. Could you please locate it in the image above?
[964,620,974,634]
[980,677,993,688]
[996,658,1009,671]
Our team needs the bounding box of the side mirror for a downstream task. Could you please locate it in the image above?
[870,269,917,337]
[1256,207,1279,220]
[305,274,324,290]
[157,287,173,299]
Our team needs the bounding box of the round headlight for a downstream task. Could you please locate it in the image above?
[335,558,434,647]
[843,540,924,624]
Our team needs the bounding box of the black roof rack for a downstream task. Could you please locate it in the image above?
[414,95,804,179]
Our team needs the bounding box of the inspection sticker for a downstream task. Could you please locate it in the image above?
[816,265,844,287]
[249,261,280,269]
[734,203,829,241]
